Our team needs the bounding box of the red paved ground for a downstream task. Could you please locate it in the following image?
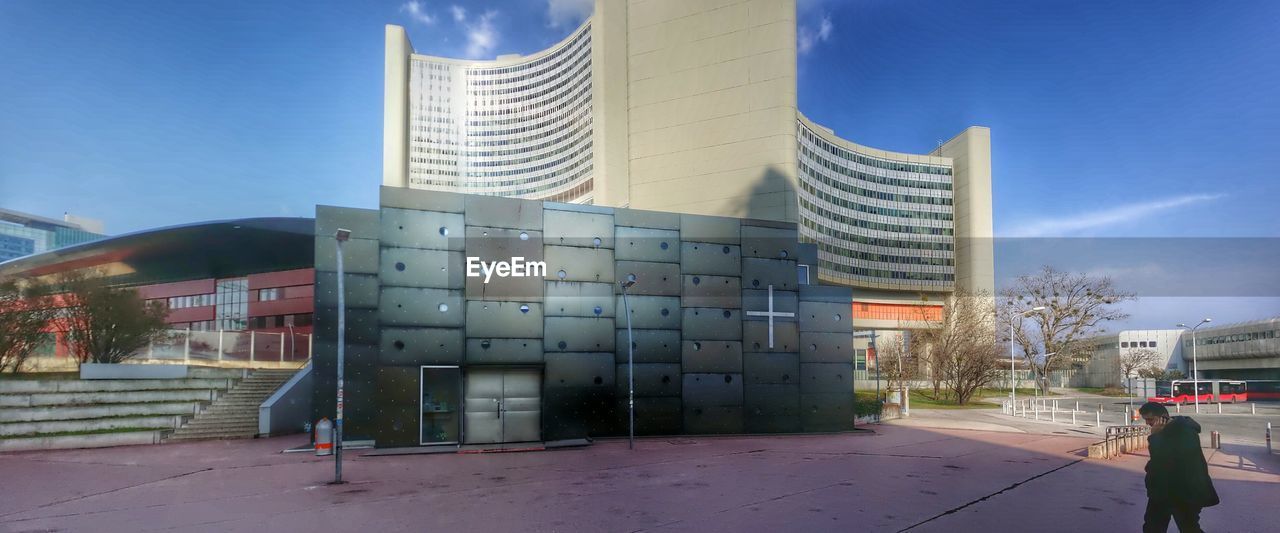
[1,424,1276,532]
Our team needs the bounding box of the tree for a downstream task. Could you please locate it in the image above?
[56,271,170,364]
[1120,348,1161,391]
[878,334,917,406]
[914,291,1004,405]
[1138,367,1185,381]
[0,279,57,373]
[1002,266,1135,394]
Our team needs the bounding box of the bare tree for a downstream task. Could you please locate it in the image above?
[878,334,917,406]
[1138,367,1185,381]
[1120,348,1161,392]
[914,291,1004,405]
[55,271,170,365]
[1001,266,1134,394]
[0,279,57,373]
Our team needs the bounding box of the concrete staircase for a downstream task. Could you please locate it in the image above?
[0,372,239,452]
[167,370,295,441]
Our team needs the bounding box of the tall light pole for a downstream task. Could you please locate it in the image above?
[333,228,351,484]
[1011,306,1046,406]
[1176,318,1211,414]
[619,275,637,450]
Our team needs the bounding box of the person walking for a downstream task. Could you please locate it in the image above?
[1138,401,1219,532]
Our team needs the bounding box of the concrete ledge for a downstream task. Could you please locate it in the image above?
[0,430,164,452]
[0,378,233,394]
[0,402,201,423]
[81,364,188,380]
[0,389,216,408]
[1,415,184,437]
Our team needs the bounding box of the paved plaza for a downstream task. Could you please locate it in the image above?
[1,419,1277,532]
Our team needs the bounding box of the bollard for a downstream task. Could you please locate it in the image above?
[1267,422,1272,454]
[1176,403,1181,413]
[1096,411,1101,428]
[1052,407,1057,423]
[1210,431,1220,449]
[1076,401,1080,412]
[1252,403,1256,415]
[1035,406,1040,420]
[1072,410,1077,425]
[1218,402,1222,414]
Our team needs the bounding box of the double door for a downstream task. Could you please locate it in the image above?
[464,368,541,444]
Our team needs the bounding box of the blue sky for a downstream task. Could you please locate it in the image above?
[1,0,1277,327]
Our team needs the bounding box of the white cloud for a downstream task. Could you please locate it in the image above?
[450,5,466,23]
[401,1,436,25]
[464,10,500,59]
[547,0,593,29]
[1005,193,1226,237]
[798,13,834,55]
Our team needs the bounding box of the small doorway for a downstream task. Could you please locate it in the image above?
[464,368,542,444]
[420,366,461,446]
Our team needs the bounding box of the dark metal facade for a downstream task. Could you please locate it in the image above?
[313,187,855,447]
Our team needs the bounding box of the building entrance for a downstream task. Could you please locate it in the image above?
[464,368,541,444]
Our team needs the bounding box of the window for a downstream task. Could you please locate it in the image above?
[1149,341,1157,348]
[1121,342,1129,348]
[259,288,281,302]
[1138,341,1148,348]
[797,264,810,285]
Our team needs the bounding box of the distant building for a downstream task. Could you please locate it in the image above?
[1071,318,1280,386]
[0,208,105,262]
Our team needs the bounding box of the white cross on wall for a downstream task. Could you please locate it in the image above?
[745,284,795,348]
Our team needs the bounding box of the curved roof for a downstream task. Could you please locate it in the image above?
[0,217,314,287]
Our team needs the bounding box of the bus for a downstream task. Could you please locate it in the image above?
[1147,379,1247,404]
[1244,380,1280,401]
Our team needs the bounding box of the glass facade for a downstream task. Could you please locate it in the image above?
[796,119,956,290]
[0,215,103,262]
[407,23,594,204]
[215,278,249,331]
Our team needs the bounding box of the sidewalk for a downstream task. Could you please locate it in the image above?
[1,422,1276,532]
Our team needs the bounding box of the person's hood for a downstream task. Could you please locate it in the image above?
[1167,416,1202,435]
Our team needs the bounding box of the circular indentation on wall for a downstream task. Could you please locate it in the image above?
[631,341,638,349]
[694,310,699,315]
[660,241,669,250]
[398,225,404,230]
[752,279,760,287]
[593,306,603,316]
[594,376,603,385]
[440,267,446,272]
[593,237,602,247]
[834,314,842,321]
[482,231,488,237]
[722,246,730,254]
[692,276,701,285]
[519,304,530,314]
[557,269,567,279]
[693,245,699,250]
[395,262,406,272]
[809,344,817,351]
[397,304,403,308]
[519,232,529,241]
[780,250,788,258]
[724,279,730,284]
[439,227,449,236]
[627,273,637,283]
[722,310,731,318]
[753,342,761,350]
[661,375,671,384]
[694,408,703,415]
[393,340,405,350]
[438,303,448,312]
[693,342,702,351]
[660,308,669,316]
[782,374,790,381]
[483,305,489,310]
[558,341,567,349]
[724,375,733,383]
[480,340,491,349]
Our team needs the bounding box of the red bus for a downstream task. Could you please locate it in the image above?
[1147,380,1247,404]
[1244,380,1280,401]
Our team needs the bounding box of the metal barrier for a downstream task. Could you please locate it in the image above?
[1089,425,1151,459]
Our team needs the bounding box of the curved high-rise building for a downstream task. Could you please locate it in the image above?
[383,0,994,324]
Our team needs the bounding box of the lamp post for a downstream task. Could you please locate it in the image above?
[332,228,351,484]
[1011,306,1046,407]
[619,275,637,450]
[1176,318,1211,414]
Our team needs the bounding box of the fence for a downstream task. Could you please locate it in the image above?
[140,329,312,366]
[1089,425,1151,459]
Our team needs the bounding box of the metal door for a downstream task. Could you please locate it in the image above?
[464,368,542,444]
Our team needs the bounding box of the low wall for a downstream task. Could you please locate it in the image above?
[259,362,313,437]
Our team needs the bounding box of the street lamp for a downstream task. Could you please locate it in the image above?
[619,275,638,450]
[1011,306,1046,406]
[332,228,351,484]
[1176,318,1211,413]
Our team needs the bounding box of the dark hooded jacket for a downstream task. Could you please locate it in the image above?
[1145,416,1220,507]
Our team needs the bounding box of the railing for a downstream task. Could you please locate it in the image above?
[138,329,313,367]
[1089,425,1151,459]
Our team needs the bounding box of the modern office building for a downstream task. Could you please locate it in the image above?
[0,208,105,262]
[1071,319,1280,387]
[381,0,995,337]
[0,218,317,363]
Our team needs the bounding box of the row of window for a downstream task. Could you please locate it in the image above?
[1185,330,1279,346]
[465,30,590,85]
[465,68,591,134]
[800,179,954,222]
[799,126,953,176]
[799,145,953,191]
[465,128,592,169]
[815,241,954,267]
[1121,341,1158,348]
[799,162,953,206]
[412,160,594,198]
[459,105,592,148]
[466,82,591,127]
[164,294,214,309]
[466,60,591,109]
[799,224,954,252]
[800,198,955,236]
[459,140,593,181]
[820,255,954,282]
[467,39,591,97]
